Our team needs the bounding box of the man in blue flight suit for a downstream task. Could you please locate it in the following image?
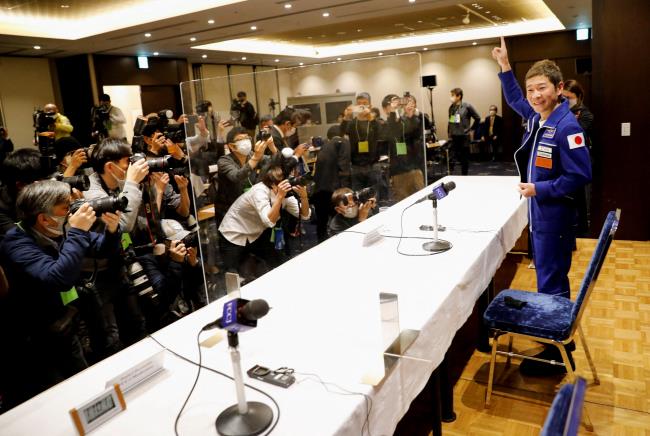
[492,37,592,375]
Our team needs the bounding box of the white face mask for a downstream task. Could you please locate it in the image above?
[111,163,126,190]
[235,139,252,155]
[46,214,66,236]
[450,96,457,103]
[568,98,578,107]
[286,127,297,137]
[343,205,359,219]
[489,110,497,116]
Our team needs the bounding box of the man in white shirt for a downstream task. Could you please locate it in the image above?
[218,166,310,275]
[98,94,127,140]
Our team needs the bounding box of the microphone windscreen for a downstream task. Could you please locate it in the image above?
[281,147,294,158]
[444,181,456,192]
[242,299,270,320]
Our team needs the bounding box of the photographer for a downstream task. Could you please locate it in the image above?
[0,180,121,407]
[312,125,351,242]
[218,166,310,276]
[0,126,14,165]
[42,103,74,140]
[327,187,376,238]
[232,91,259,138]
[382,94,426,201]
[0,149,45,238]
[214,127,275,224]
[53,136,89,178]
[92,94,127,140]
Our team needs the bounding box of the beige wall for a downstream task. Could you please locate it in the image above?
[421,45,502,139]
[0,56,56,149]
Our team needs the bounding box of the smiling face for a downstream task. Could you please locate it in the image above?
[525,75,563,120]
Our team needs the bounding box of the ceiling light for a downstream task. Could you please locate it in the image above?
[378,52,383,56]
[202,54,207,59]
[190,37,196,42]
[33,45,41,50]
[357,29,362,32]
[60,4,70,8]
[208,19,215,24]
[241,56,247,60]
[284,3,292,9]
[274,59,280,62]
[409,0,416,3]
[250,26,257,30]
[462,14,470,25]
[472,41,477,45]
[423,47,428,51]
[336,57,342,60]
[299,62,304,65]
[144,33,151,37]
[153,51,159,55]
[576,28,589,40]
[322,12,330,17]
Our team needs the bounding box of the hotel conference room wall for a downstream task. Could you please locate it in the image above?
[0,56,56,150]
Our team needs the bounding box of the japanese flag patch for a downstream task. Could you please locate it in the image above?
[567,132,586,149]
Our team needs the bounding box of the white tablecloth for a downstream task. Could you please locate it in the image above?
[0,176,527,436]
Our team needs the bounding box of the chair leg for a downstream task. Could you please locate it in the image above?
[556,343,575,383]
[505,336,514,367]
[582,405,595,432]
[485,332,500,408]
[578,324,600,385]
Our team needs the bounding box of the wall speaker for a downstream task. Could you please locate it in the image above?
[421,75,437,87]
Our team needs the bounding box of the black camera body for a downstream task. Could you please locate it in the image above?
[70,196,129,217]
[33,110,56,133]
[260,129,272,141]
[311,136,324,148]
[130,152,185,173]
[343,187,376,206]
[288,172,313,187]
[56,174,90,191]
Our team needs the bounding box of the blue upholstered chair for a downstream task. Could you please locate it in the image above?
[483,209,620,409]
[540,377,588,436]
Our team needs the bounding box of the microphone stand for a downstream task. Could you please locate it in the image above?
[216,332,273,436]
[422,198,452,253]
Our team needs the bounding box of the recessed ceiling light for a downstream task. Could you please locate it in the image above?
[284,3,292,9]
[208,19,215,24]
[423,47,428,50]
[190,37,197,42]
[336,57,342,60]
[274,59,280,62]
[202,54,207,59]
[153,52,159,56]
[33,45,41,50]
[241,56,247,60]
[322,12,330,17]
[144,33,151,38]
[250,26,257,30]
[357,29,362,32]
[299,62,304,65]
[472,41,477,45]
[417,20,423,23]
[409,0,416,3]
[60,4,70,8]
[378,52,383,55]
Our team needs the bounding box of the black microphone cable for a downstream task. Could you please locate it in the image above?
[147,331,281,436]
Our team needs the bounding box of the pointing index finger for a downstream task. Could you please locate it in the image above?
[500,36,505,49]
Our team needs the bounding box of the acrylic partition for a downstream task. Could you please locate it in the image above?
[179,53,450,304]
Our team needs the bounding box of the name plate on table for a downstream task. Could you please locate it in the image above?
[70,384,126,435]
[105,350,165,394]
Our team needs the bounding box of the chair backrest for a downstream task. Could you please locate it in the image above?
[569,209,620,332]
[540,377,587,436]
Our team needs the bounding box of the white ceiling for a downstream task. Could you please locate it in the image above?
[0,0,591,65]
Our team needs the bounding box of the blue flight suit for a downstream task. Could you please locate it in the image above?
[499,70,592,298]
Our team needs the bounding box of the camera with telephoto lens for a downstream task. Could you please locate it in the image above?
[93,104,110,121]
[288,172,313,187]
[260,129,272,141]
[33,110,57,133]
[55,174,90,191]
[123,249,157,301]
[342,187,376,206]
[130,152,185,173]
[70,195,129,217]
[164,230,199,250]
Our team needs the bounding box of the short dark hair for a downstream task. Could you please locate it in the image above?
[273,110,294,126]
[226,126,249,145]
[236,91,247,98]
[381,94,399,109]
[1,149,43,186]
[260,114,273,124]
[16,180,70,226]
[326,125,342,139]
[331,188,353,208]
[489,105,498,112]
[100,94,110,102]
[525,59,563,88]
[91,138,132,174]
[564,79,584,102]
[450,88,463,99]
[54,136,83,163]
[261,166,284,188]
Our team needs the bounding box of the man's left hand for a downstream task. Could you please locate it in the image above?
[101,211,121,234]
[517,182,536,198]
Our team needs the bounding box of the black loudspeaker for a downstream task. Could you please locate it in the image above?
[421,75,437,87]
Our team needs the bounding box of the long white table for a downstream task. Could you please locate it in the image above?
[0,176,527,436]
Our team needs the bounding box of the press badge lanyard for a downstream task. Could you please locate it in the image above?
[395,120,407,156]
[355,119,370,153]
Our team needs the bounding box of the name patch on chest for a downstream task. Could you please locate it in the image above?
[542,127,556,139]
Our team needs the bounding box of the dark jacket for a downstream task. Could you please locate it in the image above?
[0,225,121,331]
[341,118,382,166]
[447,102,481,137]
[0,185,17,239]
[480,114,504,141]
[570,103,594,147]
[500,70,592,233]
[215,153,269,220]
[313,136,351,194]
[384,112,427,176]
[0,137,14,164]
[235,101,258,130]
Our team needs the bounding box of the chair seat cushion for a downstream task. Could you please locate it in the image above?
[483,290,575,341]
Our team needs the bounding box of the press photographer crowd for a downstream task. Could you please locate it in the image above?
[0,84,578,413]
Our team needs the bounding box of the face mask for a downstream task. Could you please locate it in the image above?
[111,163,126,189]
[568,98,578,107]
[489,110,497,116]
[47,214,66,236]
[343,205,359,219]
[235,139,252,155]
[450,96,457,103]
[286,127,296,137]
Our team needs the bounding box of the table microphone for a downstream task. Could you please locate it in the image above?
[202,298,270,333]
[414,181,456,204]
